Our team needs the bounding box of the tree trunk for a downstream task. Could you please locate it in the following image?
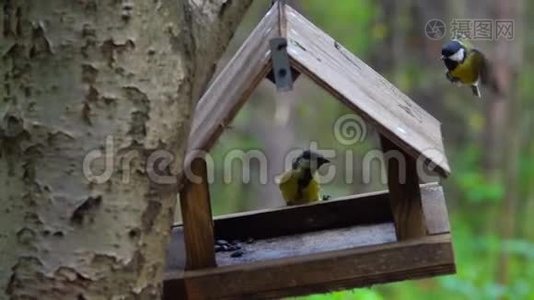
[480,0,511,179]
[0,0,251,298]
[494,0,524,289]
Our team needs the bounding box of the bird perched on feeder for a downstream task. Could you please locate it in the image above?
[277,150,330,206]
[441,38,497,98]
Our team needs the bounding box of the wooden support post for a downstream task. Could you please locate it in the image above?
[179,157,216,270]
[380,135,426,240]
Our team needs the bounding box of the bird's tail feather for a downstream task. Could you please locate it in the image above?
[471,85,481,98]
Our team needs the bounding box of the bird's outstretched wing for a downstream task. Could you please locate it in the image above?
[471,49,501,95]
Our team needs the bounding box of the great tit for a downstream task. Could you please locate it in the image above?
[441,39,495,98]
[277,150,330,206]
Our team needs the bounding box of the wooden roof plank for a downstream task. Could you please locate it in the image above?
[185,5,278,157]
[284,5,450,175]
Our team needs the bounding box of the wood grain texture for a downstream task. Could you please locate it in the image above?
[381,136,427,240]
[421,184,451,234]
[179,158,216,269]
[163,234,455,299]
[183,5,278,171]
[284,5,450,176]
[277,0,287,38]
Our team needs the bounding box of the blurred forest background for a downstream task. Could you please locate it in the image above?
[177,0,533,299]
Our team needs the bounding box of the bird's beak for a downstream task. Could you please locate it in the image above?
[440,55,446,60]
[318,157,330,165]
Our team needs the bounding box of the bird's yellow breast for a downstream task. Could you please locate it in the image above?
[449,52,480,84]
[277,169,320,205]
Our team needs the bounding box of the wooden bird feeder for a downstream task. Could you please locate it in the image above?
[164,2,455,299]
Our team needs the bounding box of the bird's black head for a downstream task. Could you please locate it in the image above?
[441,40,462,57]
[293,150,330,170]
[441,40,466,61]
[301,150,312,160]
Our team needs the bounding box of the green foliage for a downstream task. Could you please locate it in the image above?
[300,0,377,56]
[453,146,504,203]
[291,289,383,300]
[210,121,263,215]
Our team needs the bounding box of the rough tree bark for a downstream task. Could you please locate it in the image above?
[0,0,252,299]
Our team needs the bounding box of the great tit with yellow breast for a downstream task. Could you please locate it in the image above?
[277,150,330,206]
[441,39,498,98]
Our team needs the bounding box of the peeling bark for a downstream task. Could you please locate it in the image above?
[0,0,252,298]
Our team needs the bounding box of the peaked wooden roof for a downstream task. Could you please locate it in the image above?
[183,4,450,177]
